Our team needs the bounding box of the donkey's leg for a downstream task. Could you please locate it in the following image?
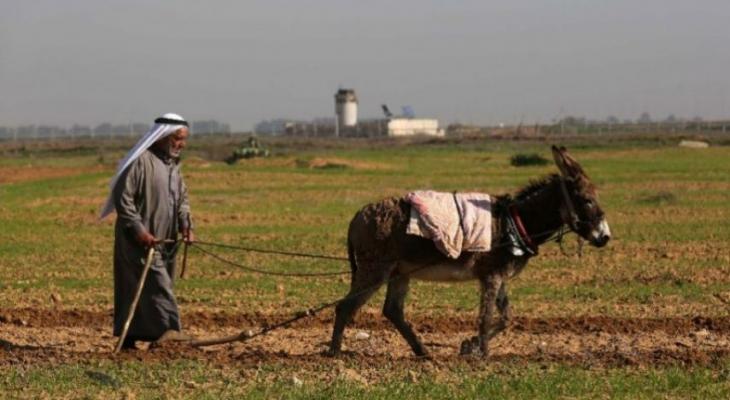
[489,281,511,340]
[496,282,511,320]
[328,286,380,356]
[383,276,428,357]
[461,275,502,357]
[328,264,389,356]
[477,276,502,356]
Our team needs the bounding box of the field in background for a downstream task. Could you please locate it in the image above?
[1,136,729,398]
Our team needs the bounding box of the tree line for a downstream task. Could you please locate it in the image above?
[0,120,231,139]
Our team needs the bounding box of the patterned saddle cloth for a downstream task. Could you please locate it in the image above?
[406,190,492,259]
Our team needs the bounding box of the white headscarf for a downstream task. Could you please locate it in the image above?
[99,113,189,219]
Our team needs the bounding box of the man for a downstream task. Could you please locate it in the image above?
[100,113,195,349]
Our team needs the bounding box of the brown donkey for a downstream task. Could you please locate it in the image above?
[328,146,611,358]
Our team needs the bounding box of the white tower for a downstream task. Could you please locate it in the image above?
[335,89,358,133]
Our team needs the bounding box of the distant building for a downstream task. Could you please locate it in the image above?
[191,120,231,135]
[255,87,443,138]
[254,119,288,135]
[383,118,444,137]
[256,117,444,138]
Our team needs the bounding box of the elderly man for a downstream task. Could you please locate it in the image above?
[100,113,195,349]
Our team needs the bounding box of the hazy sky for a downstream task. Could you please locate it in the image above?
[1,1,728,130]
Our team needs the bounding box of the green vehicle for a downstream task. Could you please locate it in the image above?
[226,137,270,164]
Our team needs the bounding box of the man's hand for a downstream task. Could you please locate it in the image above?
[136,230,157,248]
[182,229,196,244]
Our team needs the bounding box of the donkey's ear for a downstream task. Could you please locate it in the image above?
[552,146,585,177]
[552,145,571,177]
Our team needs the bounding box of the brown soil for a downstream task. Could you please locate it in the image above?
[3,308,730,335]
[0,165,103,184]
[293,157,392,171]
[2,307,729,368]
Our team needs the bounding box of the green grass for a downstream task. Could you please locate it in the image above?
[1,140,730,397]
[1,144,729,311]
[3,360,729,399]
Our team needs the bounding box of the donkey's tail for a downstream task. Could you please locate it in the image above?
[347,235,357,286]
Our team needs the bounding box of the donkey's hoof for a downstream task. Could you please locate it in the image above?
[323,348,340,358]
[459,336,488,358]
[459,336,479,356]
[459,341,471,356]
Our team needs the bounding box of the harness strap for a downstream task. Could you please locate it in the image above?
[558,176,580,231]
[452,191,467,238]
[508,205,537,255]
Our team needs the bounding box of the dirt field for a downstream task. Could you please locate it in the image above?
[3,308,730,370]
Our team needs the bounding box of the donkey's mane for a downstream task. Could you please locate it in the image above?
[514,173,559,202]
[491,173,559,215]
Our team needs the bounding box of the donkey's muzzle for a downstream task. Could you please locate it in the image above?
[592,234,610,248]
[590,219,611,247]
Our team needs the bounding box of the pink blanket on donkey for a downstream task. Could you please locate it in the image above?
[406,191,493,259]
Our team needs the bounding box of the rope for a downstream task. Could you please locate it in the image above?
[192,292,348,347]
[194,240,349,261]
[191,225,568,279]
[191,225,574,348]
[191,266,424,348]
[190,243,350,277]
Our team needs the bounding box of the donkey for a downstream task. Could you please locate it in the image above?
[328,146,611,358]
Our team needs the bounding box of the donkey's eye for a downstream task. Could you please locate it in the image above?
[585,200,595,209]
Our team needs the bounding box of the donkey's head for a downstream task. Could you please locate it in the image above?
[551,146,611,247]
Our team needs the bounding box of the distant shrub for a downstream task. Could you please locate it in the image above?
[638,191,677,205]
[510,153,549,167]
